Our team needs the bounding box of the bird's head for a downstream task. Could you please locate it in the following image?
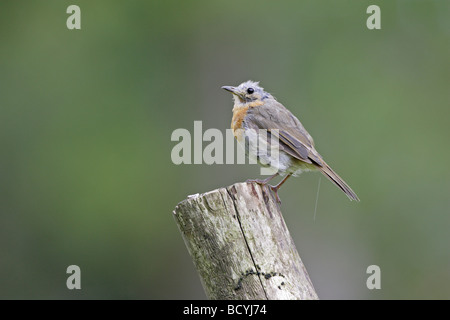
[222,80,272,107]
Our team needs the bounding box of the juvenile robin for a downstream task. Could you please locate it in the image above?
[222,80,359,203]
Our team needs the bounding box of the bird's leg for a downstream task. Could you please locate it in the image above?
[246,173,278,186]
[269,174,292,204]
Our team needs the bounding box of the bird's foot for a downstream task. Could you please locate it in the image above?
[269,185,282,204]
[246,178,270,186]
[246,173,279,186]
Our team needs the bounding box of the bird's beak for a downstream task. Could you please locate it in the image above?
[221,86,238,95]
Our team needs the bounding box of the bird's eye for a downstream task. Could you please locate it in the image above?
[247,88,254,94]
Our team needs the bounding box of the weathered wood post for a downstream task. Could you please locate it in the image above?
[173,181,318,300]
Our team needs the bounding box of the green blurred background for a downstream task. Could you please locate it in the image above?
[1,0,449,299]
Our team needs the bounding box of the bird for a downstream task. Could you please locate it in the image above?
[222,80,359,203]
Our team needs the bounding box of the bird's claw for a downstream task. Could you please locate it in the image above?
[246,178,268,186]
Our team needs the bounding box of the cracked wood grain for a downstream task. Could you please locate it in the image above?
[172,182,318,300]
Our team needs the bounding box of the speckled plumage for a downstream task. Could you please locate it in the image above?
[222,80,359,202]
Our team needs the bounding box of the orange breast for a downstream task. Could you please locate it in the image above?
[231,101,264,141]
[231,106,248,141]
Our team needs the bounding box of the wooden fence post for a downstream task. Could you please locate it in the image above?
[172,181,318,300]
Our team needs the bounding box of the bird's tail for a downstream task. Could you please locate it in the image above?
[318,162,360,201]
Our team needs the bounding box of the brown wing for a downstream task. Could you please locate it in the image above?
[244,99,323,166]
